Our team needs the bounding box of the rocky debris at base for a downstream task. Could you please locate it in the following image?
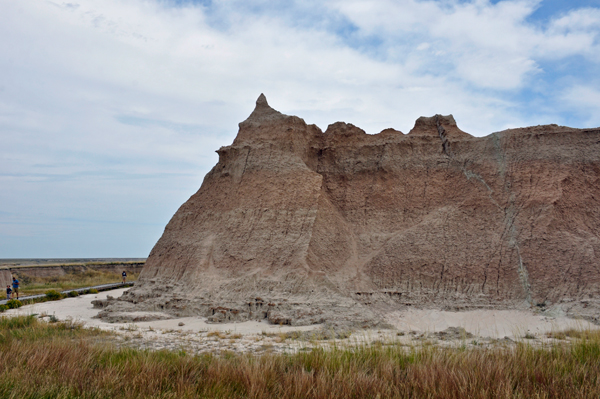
[431,327,474,341]
[6,288,600,356]
[95,311,174,323]
[92,295,115,309]
[111,325,581,356]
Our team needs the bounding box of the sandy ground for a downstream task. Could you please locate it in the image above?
[384,308,597,338]
[6,288,321,335]
[4,288,599,354]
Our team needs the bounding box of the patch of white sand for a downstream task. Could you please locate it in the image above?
[385,309,599,339]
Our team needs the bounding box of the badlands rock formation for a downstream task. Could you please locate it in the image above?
[102,94,600,326]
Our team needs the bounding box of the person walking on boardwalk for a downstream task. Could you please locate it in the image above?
[11,277,19,299]
[122,270,127,284]
[6,285,11,300]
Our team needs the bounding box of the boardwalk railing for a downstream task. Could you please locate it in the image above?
[0,282,134,305]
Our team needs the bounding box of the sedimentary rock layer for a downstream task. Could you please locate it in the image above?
[107,94,600,326]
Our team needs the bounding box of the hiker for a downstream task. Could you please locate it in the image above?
[6,285,11,300]
[122,270,127,284]
[12,277,19,299]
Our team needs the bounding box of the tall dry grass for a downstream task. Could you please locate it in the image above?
[0,315,599,398]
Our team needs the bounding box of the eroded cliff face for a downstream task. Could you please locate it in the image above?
[103,94,600,326]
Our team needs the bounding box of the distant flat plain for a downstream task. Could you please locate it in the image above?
[0,258,146,267]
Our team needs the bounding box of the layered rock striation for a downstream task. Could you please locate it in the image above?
[105,94,600,326]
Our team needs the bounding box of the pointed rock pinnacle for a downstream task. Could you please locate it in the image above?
[241,93,286,126]
[256,93,268,107]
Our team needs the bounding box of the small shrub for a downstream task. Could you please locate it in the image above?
[336,330,352,339]
[67,290,79,297]
[48,314,59,323]
[6,299,23,309]
[547,331,567,340]
[119,324,138,332]
[207,331,226,339]
[88,288,99,294]
[26,297,47,305]
[45,290,64,301]
[0,305,8,312]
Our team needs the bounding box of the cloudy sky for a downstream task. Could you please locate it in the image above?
[1,0,599,258]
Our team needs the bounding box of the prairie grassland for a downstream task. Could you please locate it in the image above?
[0,315,599,398]
[17,270,139,296]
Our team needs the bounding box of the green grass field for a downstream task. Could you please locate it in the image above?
[0,315,599,398]
[16,270,139,296]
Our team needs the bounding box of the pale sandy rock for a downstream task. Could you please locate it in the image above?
[97,311,174,323]
[103,94,600,327]
[0,269,12,290]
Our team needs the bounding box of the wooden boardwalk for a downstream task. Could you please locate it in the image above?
[0,282,134,305]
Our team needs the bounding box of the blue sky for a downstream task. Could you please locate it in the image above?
[1,0,599,257]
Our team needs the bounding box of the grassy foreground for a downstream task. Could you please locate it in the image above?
[0,316,599,398]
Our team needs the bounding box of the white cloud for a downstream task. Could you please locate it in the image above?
[549,7,600,31]
[330,0,600,89]
[0,0,598,256]
[541,8,600,60]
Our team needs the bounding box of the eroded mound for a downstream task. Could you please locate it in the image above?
[103,94,600,327]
